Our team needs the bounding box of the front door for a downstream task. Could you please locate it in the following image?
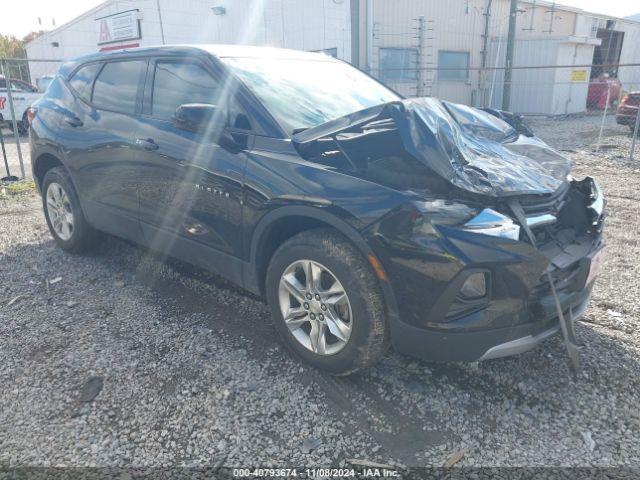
[135,58,252,281]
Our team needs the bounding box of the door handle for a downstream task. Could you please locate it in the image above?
[65,116,83,127]
[135,138,159,151]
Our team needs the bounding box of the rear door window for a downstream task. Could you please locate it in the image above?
[150,61,221,120]
[69,63,101,101]
[92,60,145,114]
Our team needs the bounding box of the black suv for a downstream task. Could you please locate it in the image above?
[30,45,605,374]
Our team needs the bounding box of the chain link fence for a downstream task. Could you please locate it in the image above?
[364,12,640,162]
[372,62,639,158]
[1,54,639,182]
[1,58,62,181]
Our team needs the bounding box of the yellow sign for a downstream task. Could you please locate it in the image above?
[571,70,588,82]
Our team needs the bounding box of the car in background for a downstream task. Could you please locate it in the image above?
[616,92,639,133]
[0,75,42,136]
[28,45,606,374]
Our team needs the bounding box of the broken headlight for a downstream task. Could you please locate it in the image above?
[412,200,479,236]
[462,208,520,240]
[412,202,520,241]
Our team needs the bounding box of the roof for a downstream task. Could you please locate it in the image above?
[199,44,338,60]
[57,44,338,78]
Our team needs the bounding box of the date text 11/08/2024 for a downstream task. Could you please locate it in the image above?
[232,467,400,477]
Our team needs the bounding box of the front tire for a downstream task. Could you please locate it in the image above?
[42,167,95,252]
[266,229,389,375]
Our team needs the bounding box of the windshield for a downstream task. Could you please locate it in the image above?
[222,56,400,135]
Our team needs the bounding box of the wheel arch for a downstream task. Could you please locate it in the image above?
[32,151,86,218]
[33,152,65,189]
[246,205,401,325]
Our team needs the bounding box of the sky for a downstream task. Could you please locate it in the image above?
[0,0,639,39]
[1,0,105,38]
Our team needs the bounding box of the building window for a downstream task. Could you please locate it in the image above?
[590,18,599,38]
[379,48,418,83]
[438,51,470,82]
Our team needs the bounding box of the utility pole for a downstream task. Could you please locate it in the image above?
[502,0,518,110]
[156,0,166,45]
[479,0,493,105]
[416,16,425,97]
[480,0,493,71]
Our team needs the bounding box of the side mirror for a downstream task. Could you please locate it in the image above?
[173,103,247,151]
[173,103,227,135]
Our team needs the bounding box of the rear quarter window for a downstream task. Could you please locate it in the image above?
[69,63,101,101]
[92,60,145,114]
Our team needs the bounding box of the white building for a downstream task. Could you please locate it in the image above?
[25,0,353,81]
[25,0,640,115]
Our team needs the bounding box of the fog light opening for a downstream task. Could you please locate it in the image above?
[459,272,487,300]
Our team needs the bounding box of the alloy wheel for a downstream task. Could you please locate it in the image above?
[278,259,353,355]
[46,182,74,241]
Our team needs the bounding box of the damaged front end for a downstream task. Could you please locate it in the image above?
[292,97,572,198]
[292,98,606,367]
[362,175,605,366]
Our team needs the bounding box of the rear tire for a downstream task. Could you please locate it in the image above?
[12,112,29,136]
[266,228,389,375]
[42,167,96,253]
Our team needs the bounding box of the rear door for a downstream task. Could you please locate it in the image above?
[135,56,253,281]
[60,59,146,240]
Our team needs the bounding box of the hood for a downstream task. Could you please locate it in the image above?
[293,98,572,198]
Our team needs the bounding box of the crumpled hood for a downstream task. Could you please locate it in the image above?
[293,97,572,198]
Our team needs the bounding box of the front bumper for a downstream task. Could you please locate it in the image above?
[616,112,637,126]
[365,178,605,363]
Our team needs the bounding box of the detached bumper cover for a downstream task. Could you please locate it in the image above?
[385,281,594,363]
[478,291,590,361]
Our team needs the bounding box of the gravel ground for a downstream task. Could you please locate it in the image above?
[0,116,639,470]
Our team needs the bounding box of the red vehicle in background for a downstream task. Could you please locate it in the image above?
[587,74,622,109]
[616,92,640,134]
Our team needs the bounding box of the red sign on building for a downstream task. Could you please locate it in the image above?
[95,9,141,46]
